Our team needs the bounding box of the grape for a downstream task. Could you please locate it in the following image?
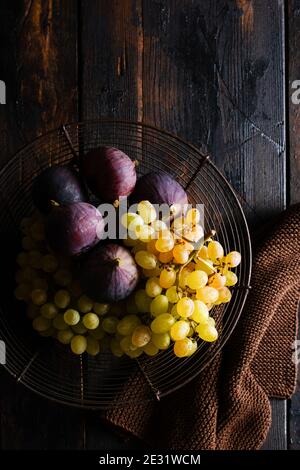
[30,221,45,241]
[28,250,42,269]
[82,313,99,330]
[178,264,195,288]
[151,332,170,350]
[186,270,208,290]
[143,341,159,356]
[225,271,238,287]
[126,295,139,314]
[40,327,56,337]
[155,234,174,253]
[190,300,209,324]
[208,317,216,327]
[195,258,215,275]
[177,297,194,318]
[102,316,118,334]
[32,278,48,291]
[142,265,162,278]
[42,254,58,273]
[14,283,31,301]
[40,302,58,319]
[150,313,175,334]
[126,348,143,358]
[225,251,241,268]
[151,220,167,233]
[31,288,47,306]
[135,289,151,313]
[135,250,157,270]
[54,269,72,287]
[17,252,29,267]
[158,250,173,263]
[22,236,35,251]
[22,266,38,282]
[27,303,39,319]
[89,324,105,340]
[173,246,189,264]
[171,304,179,318]
[137,200,156,224]
[207,241,224,261]
[199,245,208,260]
[32,316,51,332]
[69,280,83,298]
[53,314,68,331]
[54,289,71,309]
[159,268,176,288]
[196,286,219,304]
[147,239,160,256]
[132,325,151,347]
[150,295,169,317]
[170,320,190,341]
[184,224,203,242]
[208,273,226,289]
[117,314,141,336]
[110,338,124,357]
[120,335,137,353]
[187,340,197,356]
[64,309,80,326]
[71,335,87,354]
[93,302,110,316]
[20,217,31,235]
[136,224,155,243]
[15,270,25,284]
[196,323,218,342]
[77,295,93,313]
[166,286,179,304]
[132,241,147,255]
[57,328,74,344]
[174,338,193,357]
[186,208,200,225]
[121,212,144,232]
[145,277,162,298]
[72,321,88,335]
[216,286,232,304]
[86,336,100,356]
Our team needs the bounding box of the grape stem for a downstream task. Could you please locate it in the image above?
[177,229,216,282]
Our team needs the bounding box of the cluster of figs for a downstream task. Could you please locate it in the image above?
[32,147,188,303]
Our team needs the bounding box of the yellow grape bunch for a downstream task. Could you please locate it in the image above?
[15,203,241,359]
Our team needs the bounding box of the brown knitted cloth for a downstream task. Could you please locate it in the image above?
[104,205,300,450]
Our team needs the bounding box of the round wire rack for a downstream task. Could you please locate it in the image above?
[0,120,252,409]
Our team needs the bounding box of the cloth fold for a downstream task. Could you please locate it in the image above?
[104,205,300,450]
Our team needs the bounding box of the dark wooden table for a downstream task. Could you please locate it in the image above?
[0,0,299,450]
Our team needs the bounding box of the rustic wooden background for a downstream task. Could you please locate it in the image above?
[0,0,299,450]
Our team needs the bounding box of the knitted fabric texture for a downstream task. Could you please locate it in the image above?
[104,205,300,450]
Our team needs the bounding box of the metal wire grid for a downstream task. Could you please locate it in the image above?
[0,120,252,408]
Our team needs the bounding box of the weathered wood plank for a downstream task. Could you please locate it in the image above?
[261,401,287,450]
[0,0,81,450]
[287,0,300,450]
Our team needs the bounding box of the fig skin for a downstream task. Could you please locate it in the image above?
[80,243,139,303]
[45,202,104,257]
[32,165,87,214]
[131,171,188,209]
[82,147,137,202]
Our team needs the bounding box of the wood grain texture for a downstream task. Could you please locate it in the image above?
[80,0,142,121]
[289,0,300,205]
[0,0,82,450]
[261,400,287,450]
[287,0,300,450]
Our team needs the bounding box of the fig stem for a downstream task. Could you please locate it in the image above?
[50,199,60,207]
